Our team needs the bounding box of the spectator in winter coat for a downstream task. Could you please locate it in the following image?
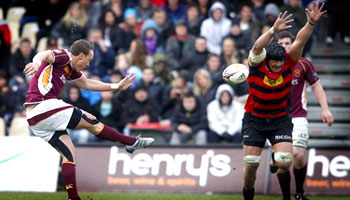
[232,2,261,45]
[180,36,209,81]
[207,84,244,144]
[166,21,195,70]
[51,2,88,48]
[141,19,160,55]
[192,69,217,109]
[163,0,187,24]
[224,20,252,58]
[138,67,164,105]
[170,92,207,145]
[200,1,231,55]
[152,8,175,52]
[205,54,225,88]
[179,2,204,36]
[9,38,36,79]
[135,0,156,22]
[122,85,160,127]
[86,28,116,79]
[161,76,189,120]
[93,91,123,131]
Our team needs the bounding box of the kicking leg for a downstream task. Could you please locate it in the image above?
[71,108,154,153]
[48,131,80,200]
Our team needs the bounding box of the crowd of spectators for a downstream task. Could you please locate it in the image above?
[0,0,346,145]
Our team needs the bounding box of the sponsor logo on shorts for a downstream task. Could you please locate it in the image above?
[275,135,292,140]
[297,133,308,139]
[243,135,249,138]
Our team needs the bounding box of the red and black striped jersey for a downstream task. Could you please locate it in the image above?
[245,53,297,118]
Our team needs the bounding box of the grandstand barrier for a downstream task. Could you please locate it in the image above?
[129,122,171,145]
[308,123,350,138]
[74,145,350,195]
[307,106,350,122]
[6,7,26,23]
[307,90,350,106]
[318,75,350,89]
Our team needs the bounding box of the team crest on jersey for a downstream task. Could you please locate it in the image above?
[263,75,283,87]
[53,50,62,54]
[294,69,301,77]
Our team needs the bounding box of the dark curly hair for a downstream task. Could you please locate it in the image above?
[266,42,286,61]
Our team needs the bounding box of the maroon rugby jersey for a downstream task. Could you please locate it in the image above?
[245,53,297,118]
[25,49,82,104]
[290,57,319,117]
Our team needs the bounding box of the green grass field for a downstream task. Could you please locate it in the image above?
[0,192,349,200]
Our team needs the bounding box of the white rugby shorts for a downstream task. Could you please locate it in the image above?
[26,99,74,142]
[292,117,309,148]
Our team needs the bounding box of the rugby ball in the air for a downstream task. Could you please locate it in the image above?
[222,63,249,84]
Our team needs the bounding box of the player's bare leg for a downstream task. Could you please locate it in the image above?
[273,142,293,200]
[75,110,154,153]
[48,132,80,200]
[242,145,263,200]
[293,146,309,200]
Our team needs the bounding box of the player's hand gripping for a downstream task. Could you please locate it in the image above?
[322,109,334,127]
[306,0,327,25]
[272,11,294,33]
[23,62,39,77]
[112,73,136,92]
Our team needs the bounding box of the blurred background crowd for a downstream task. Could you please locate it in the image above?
[0,0,348,145]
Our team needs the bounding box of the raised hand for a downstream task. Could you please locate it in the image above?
[306,0,327,24]
[273,11,294,32]
[113,73,136,92]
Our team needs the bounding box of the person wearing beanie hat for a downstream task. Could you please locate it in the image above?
[264,3,280,18]
[115,8,137,53]
[152,53,174,85]
[141,19,160,55]
[123,8,137,19]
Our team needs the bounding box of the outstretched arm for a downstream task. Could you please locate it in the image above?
[74,73,136,92]
[249,11,293,66]
[289,1,326,62]
[23,50,54,76]
[311,81,334,126]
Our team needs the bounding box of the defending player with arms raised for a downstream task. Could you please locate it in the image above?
[272,31,334,200]
[23,39,154,200]
[241,1,326,200]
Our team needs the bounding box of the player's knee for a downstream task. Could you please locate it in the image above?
[293,150,304,162]
[274,151,292,169]
[244,155,260,171]
[90,122,104,135]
